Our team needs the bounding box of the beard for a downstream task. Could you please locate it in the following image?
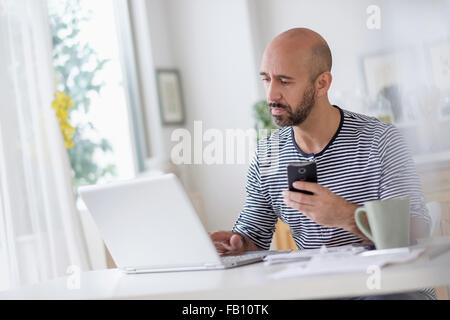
[269,84,316,127]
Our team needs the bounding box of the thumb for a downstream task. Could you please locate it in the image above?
[229,234,243,250]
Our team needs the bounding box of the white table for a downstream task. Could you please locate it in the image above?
[1,237,449,300]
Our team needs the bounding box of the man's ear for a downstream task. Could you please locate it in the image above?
[314,71,332,98]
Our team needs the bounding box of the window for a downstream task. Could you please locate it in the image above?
[47,0,148,188]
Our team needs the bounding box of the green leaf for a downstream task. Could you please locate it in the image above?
[49,0,116,188]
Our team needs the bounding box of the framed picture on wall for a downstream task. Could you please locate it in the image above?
[362,50,418,124]
[428,41,450,119]
[155,69,185,125]
[429,42,450,91]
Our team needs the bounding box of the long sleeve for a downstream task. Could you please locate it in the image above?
[377,123,431,229]
[232,142,278,250]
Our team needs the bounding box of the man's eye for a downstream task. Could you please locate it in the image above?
[280,79,289,85]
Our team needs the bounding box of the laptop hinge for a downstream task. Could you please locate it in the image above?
[204,263,223,268]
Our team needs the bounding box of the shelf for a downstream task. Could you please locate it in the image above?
[414,151,450,171]
[395,117,450,129]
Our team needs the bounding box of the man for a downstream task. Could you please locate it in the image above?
[210,28,435,299]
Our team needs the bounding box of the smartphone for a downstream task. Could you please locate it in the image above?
[287,162,317,195]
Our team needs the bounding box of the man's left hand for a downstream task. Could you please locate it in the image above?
[283,181,358,230]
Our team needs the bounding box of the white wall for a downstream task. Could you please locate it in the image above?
[165,0,261,230]
[137,0,261,230]
[136,0,450,231]
[253,0,450,113]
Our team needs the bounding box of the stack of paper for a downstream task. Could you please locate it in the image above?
[269,247,426,280]
[264,244,367,265]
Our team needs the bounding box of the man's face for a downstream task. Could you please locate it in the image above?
[260,44,316,127]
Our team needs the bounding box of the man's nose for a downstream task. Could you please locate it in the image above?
[267,83,282,102]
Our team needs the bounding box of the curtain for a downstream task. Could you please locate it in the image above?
[0,0,90,291]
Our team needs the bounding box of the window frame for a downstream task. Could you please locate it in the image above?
[112,0,150,173]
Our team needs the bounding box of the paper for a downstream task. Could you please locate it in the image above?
[269,247,426,280]
[264,244,367,265]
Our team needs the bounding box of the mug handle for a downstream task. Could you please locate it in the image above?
[354,207,374,242]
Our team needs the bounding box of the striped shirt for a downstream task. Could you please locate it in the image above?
[233,105,435,298]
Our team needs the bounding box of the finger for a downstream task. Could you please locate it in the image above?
[213,241,231,250]
[213,242,236,256]
[283,190,315,205]
[292,181,322,194]
[213,245,230,256]
[216,247,227,254]
[209,230,233,242]
[285,198,314,215]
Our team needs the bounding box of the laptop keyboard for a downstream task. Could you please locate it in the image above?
[220,250,285,265]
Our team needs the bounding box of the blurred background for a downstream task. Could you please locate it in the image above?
[1,0,450,297]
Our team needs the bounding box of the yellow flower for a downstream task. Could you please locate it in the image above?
[52,90,75,149]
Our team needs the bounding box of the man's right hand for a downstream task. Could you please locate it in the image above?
[209,231,245,256]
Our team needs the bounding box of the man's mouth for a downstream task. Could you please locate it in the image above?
[271,106,286,115]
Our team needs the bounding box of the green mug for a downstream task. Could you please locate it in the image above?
[354,198,410,250]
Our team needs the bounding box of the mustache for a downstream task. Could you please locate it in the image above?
[267,102,291,112]
[268,102,290,110]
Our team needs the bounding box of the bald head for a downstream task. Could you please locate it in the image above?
[264,28,332,81]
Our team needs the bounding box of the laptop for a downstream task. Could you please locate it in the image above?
[78,173,276,274]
